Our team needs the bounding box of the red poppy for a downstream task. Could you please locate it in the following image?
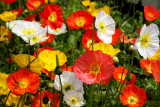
[73,50,114,84]
[120,34,137,44]
[12,8,23,17]
[33,47,55,57]
[1,0,16,4]
[62,65,73,72]
[82,29,98,51]
[120,84,147,107]
[25,13,37,21]
[40,4,64,29]
[111,29,122,45]
[7,69,40,95]
[151,60,160,83]
[144,5,160,21]
[113,66,136,84]
[39,33,55,45]
[31,90,60,107]
[66,10,94,30]
[26,0,45,11]
[140,59,152,74]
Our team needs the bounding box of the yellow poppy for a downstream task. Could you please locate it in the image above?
[0,11,17,22]
[13,54,44,74]
[148,47,160,61]
[0,72,10,95]
[90,43,120,57]
[45,0,56,3]
[38,50,67,71]
[0,26,11,41]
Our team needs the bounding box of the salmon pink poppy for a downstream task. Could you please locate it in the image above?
[40,4,64,29]
[66,10,94,30]
[7,69,40,95]
[140,59,152,74]
[26,0,45,11]
[120,84,147,107]
[151,60,160,83]
[73,50,114,84]
[1,0,16,4]
[144,5,160,21]
[31,90,60,107]
[82,29,98,50]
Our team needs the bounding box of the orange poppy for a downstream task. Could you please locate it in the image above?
[40,4,64,29]
[62,65,73,72]
[113,66,136,84]
[120,84,147,107]
[144,5,160,21]
[1,0,16,4]
[120,34,137,44]
[111,29,122,45]
[140,59,152,74]
[25,13,37,21]
[66,10,94,29]
[26,0,45,11]
[7,69,40,95]
[31,90,60,107]
[82,29,98,50]
[12,8,23,17]
[73,50,114,84]
[39,33,55,45]
[151,60,160,83]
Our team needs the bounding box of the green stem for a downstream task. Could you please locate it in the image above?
[28,41,30,70]
[17,95,23,107]
[59,75,63,107]
[4,91,11,106]
[88,84,94,107]
[91,29,95,50]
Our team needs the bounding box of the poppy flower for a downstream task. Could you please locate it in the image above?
[33,47,55,57]
[120,34,137,44]
[120,84,147,107]
[0,11,17,21]
[133,24,159,59]
[25,13,37,21]
[148,47,160,61]
[39,33,55,45]
[66,10,94,30]
[7,69,40,95]
[31,90,60,107]
[113,66,136,84]
[1,0,16,4]
[26,0,45,11]
[73,50,114,84]
[0,72,10,95]
[45,0,56,4]
[82,29,98,50]
[12,8,23,17]
[151,60,160,83]
[62,65,73,72]
[144,5,160,21]
[111,29,122,45]
[140,59,152,74]
[40,4,64,29]
[90,43,120,57]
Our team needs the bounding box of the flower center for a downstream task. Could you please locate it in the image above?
[30,35,42,43]
[63,83,74,92]
[16,78,29,89]
[69,96,78,105]
[48,12,57,22]
[140,33,151,47]
[99,22,106,33]
[75,17,86,27]
[34,1,41,8]
[22,28,35,35]
[87,40,93,48]
[127,96,138,105]
[89,63,100,74]
[54,28,61,33]
[148,12,154,18]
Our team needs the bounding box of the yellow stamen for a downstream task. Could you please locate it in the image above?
[75,17,86,27]
[89,63,100,74]
[63,83,74,92]
[99,22,106,33]
[48,12,57,22]
[34,1,41,8]
[140,33,151,47]
[69,96,78,105]
[127,96,138,105]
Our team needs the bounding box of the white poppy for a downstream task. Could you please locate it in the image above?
[95,10,115,43]
[63,90,84,107]
[47,23,67,35]
[6,20,25,30]
[53,71,84,94]
[133,24,159,59]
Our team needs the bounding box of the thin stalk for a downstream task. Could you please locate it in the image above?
[28,41,30,70]
[59,75,63,107]
[4,91,11,105]
[91,29,95,50]
[88,84,94,107]
[17,95,23,107]
[50,95,60,106]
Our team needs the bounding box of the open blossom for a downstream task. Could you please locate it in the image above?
[120,85,147,107]
[73,50,114,84]
[95,10,115,43]
[140,59,152,74]
[26,0,45,10]
[7,69,40,95]
[66,10,94,29]
[63,90,84,107]
[133,24,159,59]
[53,71,84,94]
[12,21,48,45]
[0,11,17,21]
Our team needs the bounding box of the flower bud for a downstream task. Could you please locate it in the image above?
[112,56,119,67]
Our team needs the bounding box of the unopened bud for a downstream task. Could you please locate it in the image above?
[46,81,54,88]
[128,45,134,52]
[55,66,62,75]
[112,56,119,67]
